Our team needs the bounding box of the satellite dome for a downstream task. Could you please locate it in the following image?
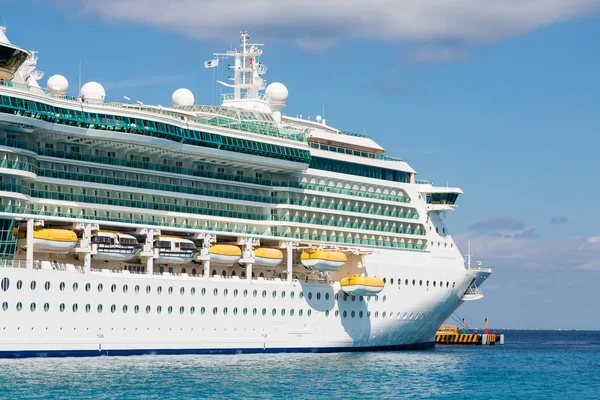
[47,74,69,94]
[172,88,194,107]
[80,81,106,101]
[265,82,288,105]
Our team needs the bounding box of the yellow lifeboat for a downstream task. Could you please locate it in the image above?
[210,244,241,266]
[300,249,347,271]
[18,229,78,253]
[341,274,384,296]
[254,247,283,267]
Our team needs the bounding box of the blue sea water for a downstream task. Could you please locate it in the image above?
[0,330,598,399]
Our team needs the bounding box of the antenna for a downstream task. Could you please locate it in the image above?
[136,100,144,106]
[123,96,131,102]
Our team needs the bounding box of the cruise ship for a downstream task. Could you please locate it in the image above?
[0,26,491,357]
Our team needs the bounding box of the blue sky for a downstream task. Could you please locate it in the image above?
[3,0,600,329]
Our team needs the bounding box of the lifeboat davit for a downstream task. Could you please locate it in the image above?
[254,247,283,267]
[300,249,347,271]
[18,229,77,253]
[210,244,241,266]
[154,236,198,264]
[91,231,141,261]
[341,274,384,296]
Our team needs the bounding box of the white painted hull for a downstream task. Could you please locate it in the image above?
[0,250,491,357]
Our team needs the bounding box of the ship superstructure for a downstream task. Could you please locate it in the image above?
[0,28,491,357]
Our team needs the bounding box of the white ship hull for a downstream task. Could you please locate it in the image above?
[0,250,490,357]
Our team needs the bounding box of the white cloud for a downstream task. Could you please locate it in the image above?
[405,45,469,63]
[57,0,600,48]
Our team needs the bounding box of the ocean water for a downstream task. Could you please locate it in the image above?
[0,330,598,399]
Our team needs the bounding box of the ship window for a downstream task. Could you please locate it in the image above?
[29,281,36,291]
[300,292,304,300]
[135,285,140,294]
[316,292,321,300]
[59,303,65,312]
[281,291,285,299]
[97,283,103,292]
[342,310,347,318]
[253,290,257,298]
[202,288,206,296]
[111,284,117,293]
[261,308,266,316]
[59,282,65,291]
[168,286,173,295]
[335,310,339,317]
[73,283,78,292]
[213,307,218,315]
[16,302,22,311]
[224,289,229,297]
[272,290,277,298]
[168,306,172,315]
[30,302,36,312]
[262,290,267,298]
[383,278,387,284]
[192,268,197,276]
[73,304,78,313]
[190,306,195,315]
[145,305,151,314]
[233,289,238,297]
[352,295,356,302]
[290,309,295,317]
[212,269,217,276]
[382,312,387,318]
[180,287,185,295]
[446,282,449,288]
[1,302,7,311]
[146,285,151,294]
[45,281,51,291]
[359,311,364,318]
[383,296,387,302]
[157,286,163,295]
[375,311,379,318]
[252,308,257,316]
[299,310,303,317]
[272,308,276,316]
[290,291,295,299]
[412,280,415,286]
[419,280,423,286]
[111,305,116,313]
[433,281,436,287]
[213,288,218,296]
[351,311,355,318]
[222,307,228,316]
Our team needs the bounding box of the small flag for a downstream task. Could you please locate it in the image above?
[204,59,219,68]
[24,75,30,82]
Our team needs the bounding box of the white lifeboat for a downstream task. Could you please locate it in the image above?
[91,231,141,261]
[210,244,241,266]
[154,236,198,264]
[254,247,283,267]
[340,274,384,296]
[18,228,77,253]
[300,249,347,271]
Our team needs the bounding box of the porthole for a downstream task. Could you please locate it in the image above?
[383,312,387,318]
[213,307,218,315]
[30,302,36,312]
[351,311,355,318]
[383,278,387,284]
[419,280,422,286]
[359,296,364,302]
[412,280,415,286]
[168,286,173,295]
[123,305,128,314]
[367,311,371,317]
[440,281,443,288]
[59,282,65,291]
[290,309,295,316]
[146,306,151,314]
[261,308,266,316]
[123,285,128,293]
[351,295,355,302]
[30,281,36,291]
[253,290,257,298]
[16,302,22,311]
[325,293,329,301]
[335,310,339,317]
[290,291,295,299]
[298,309,304,316]
[157,286,163,295]
[281,309,286,316]
[111,305,116,313]
[201,288,206,296]
[446,282,450,288]
[180,287,185,295]
[17,280,22,290]
[343,310,347,318]
[224,289,228,297]
[73,304,78,313]
[233,307,238,316]
[307,310,312,317]
[359,311,363,318]
[335,293,338,300]
[383,295,387,303]
[85,283,90,292]
[213,288,218,296]
[262,290,267,298]
[111,284,117,293]
[1,302,7,311]
[45,281,51,291]
[135,285,140,294]
[343,294,348,301]
[426,280,429,287]
[168,306,173,315]
[156,306,162,314]
[85,304,90,313]
[45,303,51,312]
[234,289,238,297]
[316,292,321,300]
[243,308,248,315]
[308,292,312,300]
[281,291,286,299]
[72,282,78,292]
[325,310,329,317]
[146,286,151,294]
[191,287,196,296]
[409,312,413,319]
[201,307,206,315]
[252,308,257,316]
[243,289,248,297]
[433,281,437,287]
[190,306,195,315]
[375,311,379,318]
[98,304,103,313]
[272,308,276,316]
[375,296,379,302]
[134,305,140,314]
[179,306,184,315]
[0,278,9,291]
[300,292,304,299]
[390,278,394,285]
[59,303,65,312]
[98,283,103,293]
[272,290,277,298]
[405,279,409,285]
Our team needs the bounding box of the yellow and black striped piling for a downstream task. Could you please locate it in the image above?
[435,320,504,345]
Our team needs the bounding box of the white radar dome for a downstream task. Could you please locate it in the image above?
[80,81,106,101]
[47,74,69,94]
[265,82,288,105]
[172,88,194,107]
